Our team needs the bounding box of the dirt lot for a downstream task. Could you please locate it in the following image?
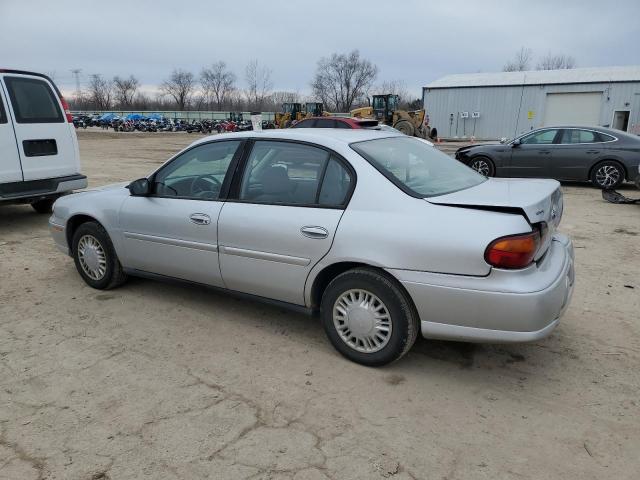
[1,130,639,480]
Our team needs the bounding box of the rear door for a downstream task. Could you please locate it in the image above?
[552,128,604,181]
[506,128,561,178]
[1,74,79,181]
[218,140,354,305]
[0,84,22,183]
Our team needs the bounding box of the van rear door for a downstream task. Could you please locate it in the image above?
[0,83,22,183]
[0,73,80,181]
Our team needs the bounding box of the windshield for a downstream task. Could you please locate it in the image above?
[351,137,486,197]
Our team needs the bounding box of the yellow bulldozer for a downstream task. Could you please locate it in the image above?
[351,94,432,138]
[275,103,303,128]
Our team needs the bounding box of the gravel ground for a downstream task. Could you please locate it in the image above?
[1,130,638,480]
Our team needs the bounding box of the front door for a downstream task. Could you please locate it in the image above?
[119,140,242,287]
[218,140,354,305]
[507,128,561,178]
[0,85,22,183]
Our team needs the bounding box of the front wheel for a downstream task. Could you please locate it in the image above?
[591,161,624,189]
[321,268,419,366]
[394,120,415,136]
[469,156,495,177]
[72,221,127,290]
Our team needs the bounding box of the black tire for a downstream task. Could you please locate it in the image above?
[394,120,415,136]
[71,221,127,290]
[320,268,419,366]
[429,127,438,140]
[31,198,55,214]
[590,160,625,189]
[469,156,495,177]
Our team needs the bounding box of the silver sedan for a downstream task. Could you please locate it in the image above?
[49,130,575,366]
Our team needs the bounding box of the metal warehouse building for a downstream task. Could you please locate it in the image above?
[423,65,640,140]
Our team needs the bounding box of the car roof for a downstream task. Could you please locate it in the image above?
[190,128,403,149]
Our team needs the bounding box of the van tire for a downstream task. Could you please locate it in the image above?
[31,198,55,214]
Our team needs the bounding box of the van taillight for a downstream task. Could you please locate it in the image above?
[59,96,73,123]
[484,231,540,269]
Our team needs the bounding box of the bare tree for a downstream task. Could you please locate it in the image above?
[113,75,139,108]
[245,60,273,110]
[201,62,236,110]
[311,50,378,112]
[160,69,195,110]
[503,47,534,72]
[270,91,301,106]
[379,80,412,107]
[87,74,113,110]
[536,53,576,70]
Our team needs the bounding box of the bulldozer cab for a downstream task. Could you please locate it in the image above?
[372,94,399,123]
[283,103,302,116]
[305,103,324,117]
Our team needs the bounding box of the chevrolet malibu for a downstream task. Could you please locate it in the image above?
[49,130,574,366]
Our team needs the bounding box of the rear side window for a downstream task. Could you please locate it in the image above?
[291,119,315,128]
[318,157,353,206]
[597,132,616,142]
[4,76,63,123]
[240,141,329,205]
[560,129,598,144]
[315,118,336,128]
[0,93,6,124]
[335,120,351,129]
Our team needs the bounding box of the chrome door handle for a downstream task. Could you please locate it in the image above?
[189,213,211,225]
[300,226,328,239]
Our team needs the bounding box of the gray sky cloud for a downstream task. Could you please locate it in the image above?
[1,0,639,98]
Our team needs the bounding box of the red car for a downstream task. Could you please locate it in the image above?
[291,117,379,129]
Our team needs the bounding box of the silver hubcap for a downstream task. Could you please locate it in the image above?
[77,235,107,281]
[595,165,620,187]
[333,289,392,353]
[471,159,491,176]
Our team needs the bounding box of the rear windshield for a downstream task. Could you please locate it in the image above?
[3,76,63,123]
[351,136,486,197]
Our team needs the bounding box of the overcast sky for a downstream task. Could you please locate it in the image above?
[1,0,639,98]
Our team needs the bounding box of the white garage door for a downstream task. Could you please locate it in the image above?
[543,92,602,126]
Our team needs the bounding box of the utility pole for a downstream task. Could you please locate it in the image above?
[70,69,82,97]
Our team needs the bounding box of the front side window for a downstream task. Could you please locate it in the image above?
[152,141,240,199]
[560,129,598,144]
[351,136,485,197]
[3,76,63,123]
[520,129,559,145]
[240,141,330,205]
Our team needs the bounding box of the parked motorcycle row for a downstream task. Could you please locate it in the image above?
[72,113,276,133]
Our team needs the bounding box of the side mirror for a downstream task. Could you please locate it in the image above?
[512,138,521,147]
[127,178,151,196]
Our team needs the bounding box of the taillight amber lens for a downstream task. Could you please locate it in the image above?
[485,231,541,269]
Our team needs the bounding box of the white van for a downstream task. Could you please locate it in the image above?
[0,69,86,213]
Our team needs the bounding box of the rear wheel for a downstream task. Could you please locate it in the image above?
[591,161,624,189]
[321,268,419,366]
[394,120,415,136]
[469,156,495,177]
[72,221,127,290]
[31,198,55,214]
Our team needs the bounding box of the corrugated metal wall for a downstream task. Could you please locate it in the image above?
[423,81,640,140]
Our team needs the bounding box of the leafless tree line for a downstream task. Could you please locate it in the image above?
[503,47,576,72]
[70,50,421,113]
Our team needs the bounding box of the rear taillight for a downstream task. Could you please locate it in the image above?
[59,95,73,123]
[485,231,541,269]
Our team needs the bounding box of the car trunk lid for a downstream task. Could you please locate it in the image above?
[427,178,563,259]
